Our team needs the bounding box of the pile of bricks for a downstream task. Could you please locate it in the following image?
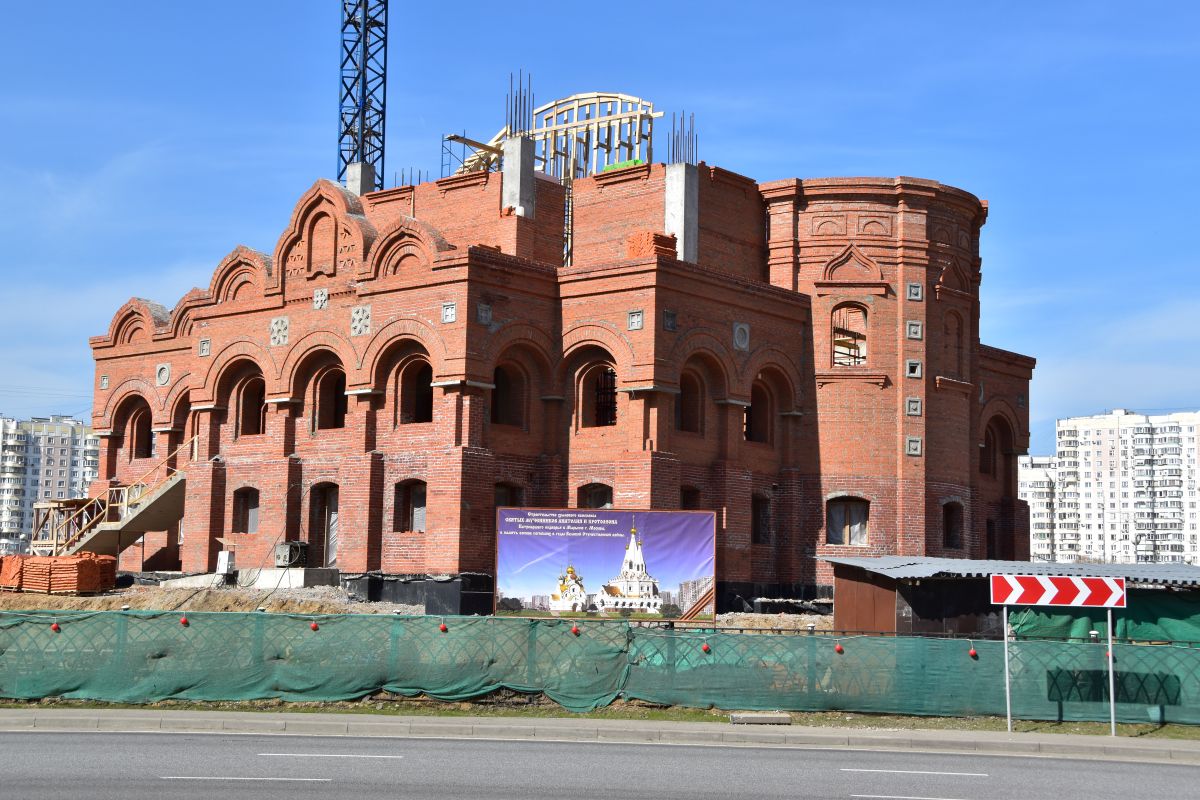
[0,554,24,590]
[2,554,117,595]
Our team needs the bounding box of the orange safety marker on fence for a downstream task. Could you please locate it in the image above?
[310,621,319,631]
[834,641,844,654]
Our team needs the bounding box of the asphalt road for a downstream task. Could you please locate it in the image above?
[0,732,1193,800]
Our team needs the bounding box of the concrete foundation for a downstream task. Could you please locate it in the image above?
[160,568,339,591]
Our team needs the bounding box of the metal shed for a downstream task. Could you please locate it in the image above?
[823,556,1200,637]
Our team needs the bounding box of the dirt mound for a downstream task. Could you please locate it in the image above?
[0,584,422,616]
[716,612,832,631]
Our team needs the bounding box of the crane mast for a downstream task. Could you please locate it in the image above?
[338,1,387,192]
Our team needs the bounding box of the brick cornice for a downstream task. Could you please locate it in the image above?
[814,371,889,388]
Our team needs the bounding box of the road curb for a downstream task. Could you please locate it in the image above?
[1,709,1197,764]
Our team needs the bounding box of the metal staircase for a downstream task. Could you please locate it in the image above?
[30,437,195,557]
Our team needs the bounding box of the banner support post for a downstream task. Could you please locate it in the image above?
[1003,604,1012,733]
[1108,607,1116,737]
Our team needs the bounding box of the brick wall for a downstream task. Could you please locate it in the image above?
[89,165,1034,593]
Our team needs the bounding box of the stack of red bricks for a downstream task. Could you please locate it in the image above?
[14,554,117,595]
[0,555,24,591]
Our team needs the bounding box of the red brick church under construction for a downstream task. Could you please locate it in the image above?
[85,94,1034,611]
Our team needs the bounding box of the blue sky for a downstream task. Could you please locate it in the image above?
[1,2,1197,453]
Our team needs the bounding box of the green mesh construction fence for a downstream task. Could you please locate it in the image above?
[3,610,1200,723]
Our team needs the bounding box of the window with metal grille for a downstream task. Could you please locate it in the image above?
[596,367,617,426]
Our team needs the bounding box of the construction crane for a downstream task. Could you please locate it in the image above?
[337,0,387,191]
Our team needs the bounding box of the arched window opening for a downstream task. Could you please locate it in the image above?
[495,482,524,508]
[313,368,347,431]
[578,483,613,509]
[237,376,267,437]
[675,372,703,434]
[129,405,154,459]
[579,364,618,428]
[232,487,260,534]
[398,361,434,424]
[680,486,702,510]
[491,365,525,427]
[744,382,772,444]
[751,494,772,544]
[393,480,427,533]
[309,483,340,567]
[826,497,869,545]
[943,501,963,549]
[832,304,868,366]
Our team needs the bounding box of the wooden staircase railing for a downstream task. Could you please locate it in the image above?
[30,435,197,556]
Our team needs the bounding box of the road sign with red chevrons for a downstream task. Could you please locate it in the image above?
[990,574,1127,608]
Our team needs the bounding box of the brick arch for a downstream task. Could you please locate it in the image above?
[103,298,169,346]
[667,328,737,387]
[557,323,635,395]
[207,246,271,303]
[159,372,195,427]
[198,338,277,404]
[979,398,1023,446]
[363,217,454,281]
[821,243,884,282]
[278,330,357,398]
[737,347,803,407]
[167,288,209,339]
[357,317,448,388]
[269,179,377,293]
[936,258,971,292]
[561,322,635,369]
[100,380,161,429]
[483,321,557,376]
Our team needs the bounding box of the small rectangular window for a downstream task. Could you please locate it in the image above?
[827,498,869,545]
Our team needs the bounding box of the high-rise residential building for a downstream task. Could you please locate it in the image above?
[1019,409,1200,564]
[0,415,100,554]
[1019,455,1058,562]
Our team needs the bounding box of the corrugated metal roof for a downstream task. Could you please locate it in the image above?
[821,556,1200,586]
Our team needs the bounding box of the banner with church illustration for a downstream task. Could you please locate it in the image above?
[495,508,716,619]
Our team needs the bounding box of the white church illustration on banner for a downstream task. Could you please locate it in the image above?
[595,524,662,613]
[549,566,589,612]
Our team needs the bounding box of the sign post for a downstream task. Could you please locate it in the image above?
[990,574,1127,736]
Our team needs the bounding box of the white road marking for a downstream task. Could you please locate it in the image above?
[850,795,968,800]
[841,768,987,777]
[259,752,404,759]
[162,776,332,782]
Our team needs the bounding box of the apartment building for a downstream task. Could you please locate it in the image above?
[0,415,100,554]
[1018,455,1058,562]
[1019,409,1200,564]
